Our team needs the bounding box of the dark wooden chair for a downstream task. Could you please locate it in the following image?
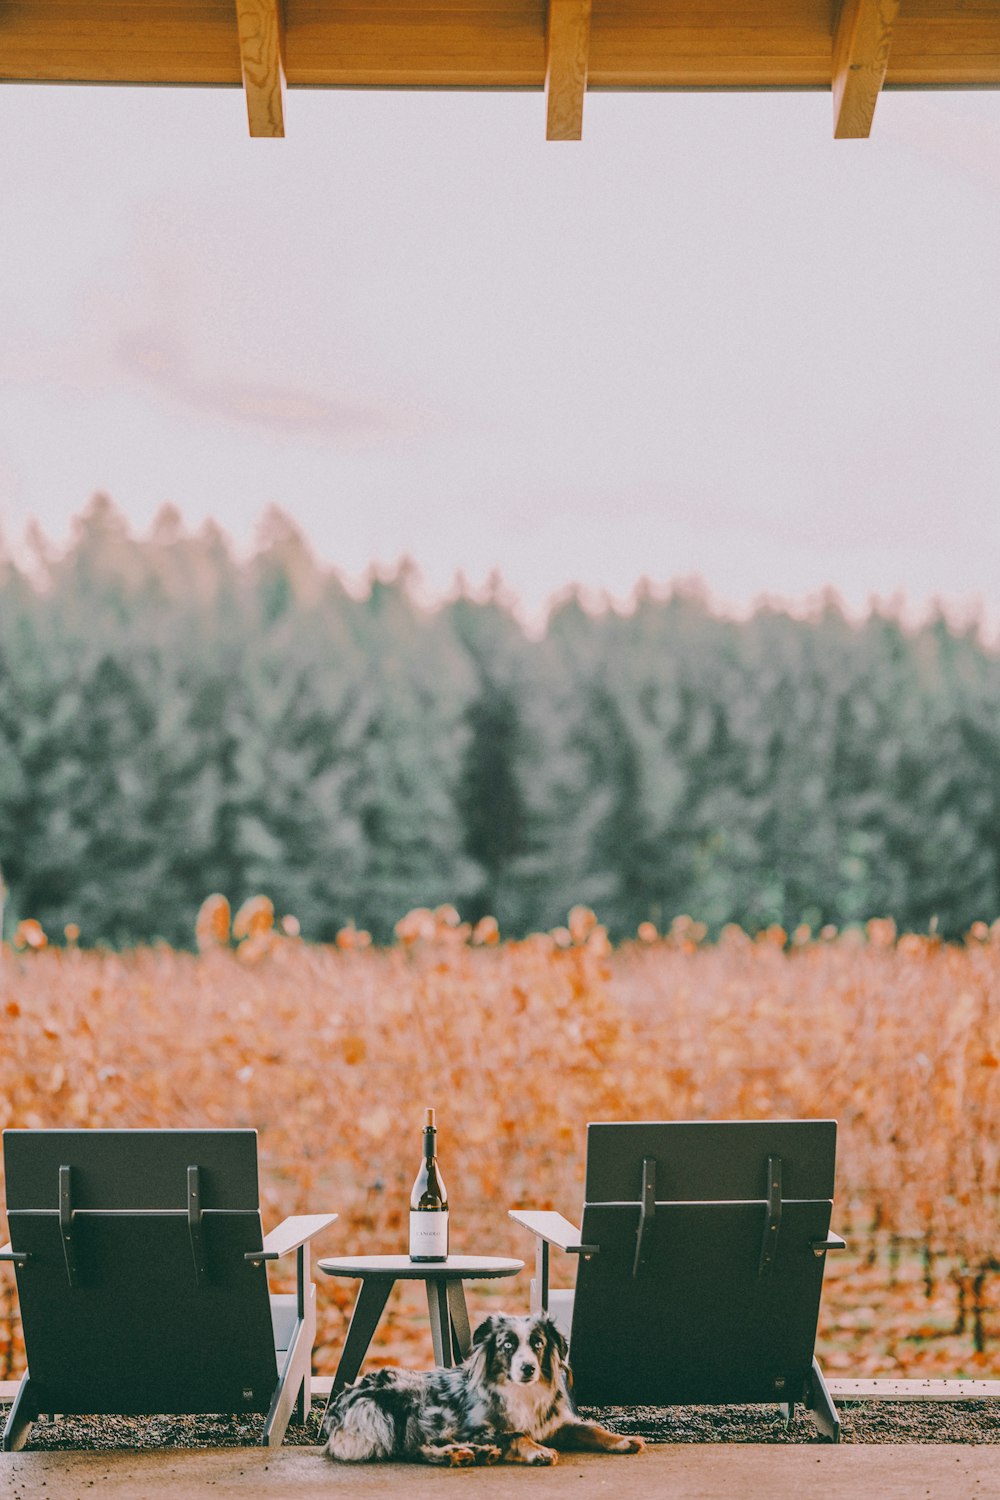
[0,1128,337,1451]
[511,1119,845,1440]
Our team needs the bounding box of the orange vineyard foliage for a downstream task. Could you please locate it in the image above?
[1,911,998,1382]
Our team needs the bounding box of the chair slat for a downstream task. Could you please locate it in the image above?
[585,1120,836,1203]
[4,1129,261,1210]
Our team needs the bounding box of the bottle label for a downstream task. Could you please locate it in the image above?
[409,1209,449,1260]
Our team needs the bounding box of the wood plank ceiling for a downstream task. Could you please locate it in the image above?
[2,2,999,141]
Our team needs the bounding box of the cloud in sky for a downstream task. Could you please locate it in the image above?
[113,323,415,442]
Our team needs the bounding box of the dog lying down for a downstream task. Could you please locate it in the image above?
[323,1312,645,1466]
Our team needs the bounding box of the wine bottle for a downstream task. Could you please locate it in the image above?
[409,1107,449,1262]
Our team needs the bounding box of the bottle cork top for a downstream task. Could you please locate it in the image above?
[425,1108,436,1128]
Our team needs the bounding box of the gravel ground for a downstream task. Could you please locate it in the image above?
[2,1398,997,1448]
[581,1400,1000,1444]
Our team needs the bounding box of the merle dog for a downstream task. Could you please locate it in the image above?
[323,1312,646,1466]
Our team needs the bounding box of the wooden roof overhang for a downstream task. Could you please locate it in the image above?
[3,2,999,142]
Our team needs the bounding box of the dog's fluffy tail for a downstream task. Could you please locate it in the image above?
[324,1396,396,1463]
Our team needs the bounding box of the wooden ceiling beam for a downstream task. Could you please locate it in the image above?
[546,0,591,141]
[235,0,286,138]
[833,0,899,139]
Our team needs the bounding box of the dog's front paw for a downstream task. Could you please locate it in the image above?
[474,1445,503,1466]
[445,1446,478,1467]
[526,1446,558,1466]
[610,1436,646,1454]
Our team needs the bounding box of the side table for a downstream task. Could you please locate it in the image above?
[318,1254,523,1419]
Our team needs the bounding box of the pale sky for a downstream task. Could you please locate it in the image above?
[2,82,1000,625]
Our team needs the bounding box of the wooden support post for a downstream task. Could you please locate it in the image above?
[833,0,899,140]
[546,0,591,142]
[235,0,286,138]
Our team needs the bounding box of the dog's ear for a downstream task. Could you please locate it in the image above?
[472,1315,499,1347]
[541,1316,568,1363]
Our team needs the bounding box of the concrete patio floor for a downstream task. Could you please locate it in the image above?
[5,1444,1000,1500]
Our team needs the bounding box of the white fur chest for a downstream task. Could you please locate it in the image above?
[498,1379,563,1439]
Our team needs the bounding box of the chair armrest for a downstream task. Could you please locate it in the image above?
[509,1210,596,1255]
[810,1232,847,1257]
[245,1213,338,1263]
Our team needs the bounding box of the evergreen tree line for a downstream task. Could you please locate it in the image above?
[1,495,999,947]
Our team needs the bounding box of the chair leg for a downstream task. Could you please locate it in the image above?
[805,1356,841,1443]
[295,1368,309,1425]
[2,1373,38,1452]
[533,1238,550,1314]
[262,1283,316,1448]
[294,1249,311,1425]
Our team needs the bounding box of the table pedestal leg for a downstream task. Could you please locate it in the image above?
[447,1280,473,1360]
[323,1277,394,1426]
[426,1279,455,1367]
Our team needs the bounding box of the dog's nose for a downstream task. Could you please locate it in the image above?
[518,1364,537,1383]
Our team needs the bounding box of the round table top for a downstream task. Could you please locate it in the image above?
[317,1254,524,1281]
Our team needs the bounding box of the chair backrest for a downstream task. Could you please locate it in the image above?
[569,1120,836,1405]
[3,1128,278,1415]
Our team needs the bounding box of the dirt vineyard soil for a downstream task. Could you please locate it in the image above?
[1,911,998,1380]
